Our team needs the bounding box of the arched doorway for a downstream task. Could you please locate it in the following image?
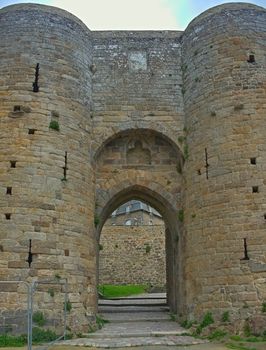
[94,129,185,314]
[96,187,182,312]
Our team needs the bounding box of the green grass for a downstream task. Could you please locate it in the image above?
[0,328,60,347]
[226,343,257,350]
[98,284,148,298]
[32,327,58,344]
[0,334,27,347]
[96,314,109,329]
[180,320,193,329]
[208,329,227,340]
[196,311,214,334]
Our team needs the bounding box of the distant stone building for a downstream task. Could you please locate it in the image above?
[106,200,163,226]
[99,201,166,288]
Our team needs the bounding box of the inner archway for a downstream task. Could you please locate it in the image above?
[95,184,183,314]
[99,199,166,293]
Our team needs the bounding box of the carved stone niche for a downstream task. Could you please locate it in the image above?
[126,140,151,165]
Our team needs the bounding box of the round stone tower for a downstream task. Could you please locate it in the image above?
[182,3,266,320]
[0,4,95,331]
[1,1,266,335]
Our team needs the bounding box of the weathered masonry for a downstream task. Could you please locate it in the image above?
[1,2,266,332]
[99,200,166,288]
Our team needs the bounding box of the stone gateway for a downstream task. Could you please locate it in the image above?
[1,2,266,332]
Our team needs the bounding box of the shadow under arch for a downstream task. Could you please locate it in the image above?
[96,184,183,314]
[93,127,184,164]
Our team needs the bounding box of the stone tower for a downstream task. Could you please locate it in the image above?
[1,2,266,332]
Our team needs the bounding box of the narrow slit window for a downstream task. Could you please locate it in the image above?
[13,105,21,112]
[247,54,255,63]
[6,187,12,195]
[252,186,259,193]
[10,161,16,168]
[5,213,11,220]
[250,157,256,165]
[33,63,40,92]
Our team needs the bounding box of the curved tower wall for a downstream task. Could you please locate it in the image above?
[0,5,95,330]
[182,3,266,319]
[1,1,266,331]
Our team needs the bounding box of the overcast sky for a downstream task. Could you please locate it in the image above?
[0,0,265,30]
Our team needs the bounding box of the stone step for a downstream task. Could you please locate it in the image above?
[100,293,166,300]
[98,305,170,313]
[100,311,171,322]
[99,299,166,306]
[86,320,188,338]
[60,335,207,348]
[86,330,188,338]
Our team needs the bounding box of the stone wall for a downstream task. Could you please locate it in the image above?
[1,1,266,334]
[182,3,266,320]
[106,211,163,226]
[0,4,96,332]
[99,224,166,288]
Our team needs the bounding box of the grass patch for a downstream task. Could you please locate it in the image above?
[246,336,264,342]
[222,311,230,322]
[98,284,148,298]
[0,328,59,347]
[208,329,227,340]
[226,343,256,350]
[231,335,243,341]
[227,334,266,350]
[0,334,27,347]
[96,314,109,329]
[32,327,58,344]
[196,311,214,334]
[180,320,193,329]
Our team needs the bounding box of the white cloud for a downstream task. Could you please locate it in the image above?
[51,0,180,30]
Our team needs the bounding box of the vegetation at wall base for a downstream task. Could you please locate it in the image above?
[207,329,227,340]
[221,310,230,323]
[0,327,59,347]
[180,319,193,329]
[226,343,257,350]
[96,314,109,329]
[0,334,27,347]
[32,311,46,327]
[195,311,214,334]
[32,327,58,344]
[98,284,148,298]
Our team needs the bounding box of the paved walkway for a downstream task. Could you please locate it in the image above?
[60,294,207,348]
[60,336,206,348]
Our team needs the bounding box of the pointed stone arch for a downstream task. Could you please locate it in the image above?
[93,127,184,163]
[96,183,183,313]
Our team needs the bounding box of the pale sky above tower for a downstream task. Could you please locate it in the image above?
[0,0,265,30]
